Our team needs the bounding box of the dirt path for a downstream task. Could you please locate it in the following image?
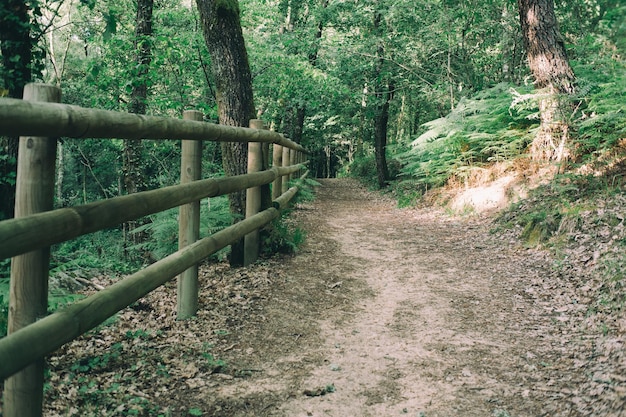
[192,179,580,416]
[43,178,622,416]
[275,178,534,416]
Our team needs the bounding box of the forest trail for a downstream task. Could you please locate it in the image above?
[43,178,622,416]
[188,178,591,416]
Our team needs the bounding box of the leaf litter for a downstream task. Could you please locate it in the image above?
[1,178,622,416]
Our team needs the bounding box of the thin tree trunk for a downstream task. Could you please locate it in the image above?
[293,105,305,144]
[196,0,256,267]
[374,98,391,188]
[517,0,576,162]
[124,0,153,190]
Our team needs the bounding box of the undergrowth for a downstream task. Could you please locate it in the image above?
[0,181,317,336]
[496,173,626,314]
[396,82,538,193]
[261,177,319,256]
[342,144,401,190]
[496,174,614,246]
[391,35,625,207]
[131,195,232,261]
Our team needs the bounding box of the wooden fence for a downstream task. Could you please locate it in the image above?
[0,83,309,417]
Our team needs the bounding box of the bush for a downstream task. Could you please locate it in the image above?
[52,229,139,276]
[260,176,318,256]
[346,149,378,187]
[343,145,400,189]
[261,215,306,256]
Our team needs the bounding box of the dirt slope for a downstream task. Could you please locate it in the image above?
[41,178,624,416]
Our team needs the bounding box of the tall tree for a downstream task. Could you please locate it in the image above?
[124,0,153,195]
[517,0,576,161]
[0,0,35,220]
[372,10,392,188]
[196,0,255,266]
[123,0,153,247]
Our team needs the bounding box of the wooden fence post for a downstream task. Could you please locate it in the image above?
[4,83,61,417]
[177,110,203,320]
[272,144,283,200]
[260,128,272,211]
[244,119,264,266]
[289,147,297,181]
[282,147,290,194]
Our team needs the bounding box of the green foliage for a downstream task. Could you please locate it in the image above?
[291,177,322,204]
[569,37,626,163]
[0,291,8,338]
[0,274,84,338]
[70,342,123,374]
[0,154,17,188]
[201,351,227,373]
[48,291,85,314]
[393,180,424,208]
[126,329,151,340]
[497,173,621,247]
[397,83,537,190]
[344,149,379,187]
[262,216,307,256]
[261,177,317,256]
[51,229,139,275]
[131,196,232,261]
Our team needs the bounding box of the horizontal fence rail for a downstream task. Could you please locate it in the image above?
[0,164,305,260]
[0,97,307,152]
[0,83,312,417]
[0,173,308,380]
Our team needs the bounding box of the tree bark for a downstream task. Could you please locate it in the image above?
[372,11,391,189]
[123,0,153,248]
[374,97,391,188]
[0,0,33,220]
[124,0,153,194]
[517,0,576,162]
[196,0,256,267]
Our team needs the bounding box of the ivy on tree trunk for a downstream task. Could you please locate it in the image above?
[124,0,154,196]
[196,0,256,267]
[124,0,153,247]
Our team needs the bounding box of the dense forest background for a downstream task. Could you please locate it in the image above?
[0,0,625,330]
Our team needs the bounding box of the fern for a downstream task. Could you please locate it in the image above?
[398,82,540,189]
[131,195,232,261]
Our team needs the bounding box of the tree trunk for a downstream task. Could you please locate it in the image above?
[124,0,153,192]
[123,0,153,248]
[517,0,576,162]
[0,0,33,220]
[293,105,305,144]
[372,11,391,189]
[374,98,391,188]
[196,0,256,267]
